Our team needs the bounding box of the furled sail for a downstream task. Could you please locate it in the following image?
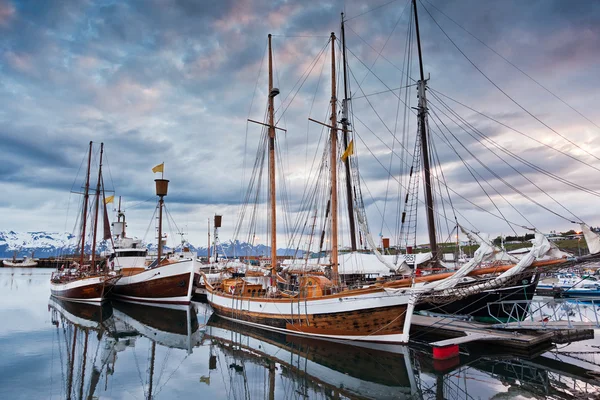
[581,224,600,255]
[427,232,563,299]
[427,228,497,291]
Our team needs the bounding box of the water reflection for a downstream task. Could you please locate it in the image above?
[48,297,207,399]
[205,315,417,399]
[41,287,600,399]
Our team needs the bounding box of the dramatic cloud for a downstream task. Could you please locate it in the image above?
[1,0,599,249]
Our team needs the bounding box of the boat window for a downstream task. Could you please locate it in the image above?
[116,251,146,257]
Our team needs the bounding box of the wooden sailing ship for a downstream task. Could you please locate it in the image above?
[110,171,196,304]
[50,142,120,303]
[204,32,415,344]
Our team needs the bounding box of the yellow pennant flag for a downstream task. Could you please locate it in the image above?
[104,195,115,205]
[152,163,164,173]
[341,140,354,162]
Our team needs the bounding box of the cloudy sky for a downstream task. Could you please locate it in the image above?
[1,0,599,250]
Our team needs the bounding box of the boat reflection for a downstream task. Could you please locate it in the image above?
[49,296,206,399]
[204,314,600,400]
[48,297,600,399]
[204,314,419,399]
[49,296,117,400]
[111,300,205,354]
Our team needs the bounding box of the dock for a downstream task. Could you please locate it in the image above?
[411,314,594,359]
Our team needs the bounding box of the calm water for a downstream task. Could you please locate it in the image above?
[0,268,599,399]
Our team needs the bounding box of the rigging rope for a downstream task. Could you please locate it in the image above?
[428,93,584,223]
[420,0,600,133]
[418,0,600,165]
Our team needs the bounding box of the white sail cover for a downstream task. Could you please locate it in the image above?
[282,253,400,276]
[355,210,398,273]
[582,223,600,255]
[434,232,564,298]
[428,230,496,291]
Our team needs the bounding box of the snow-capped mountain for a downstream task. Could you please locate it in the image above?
[0,231,300,259]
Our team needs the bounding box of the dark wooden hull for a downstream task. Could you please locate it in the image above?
[416,273,539,322]
[210,301,408,340]
[110,270,193,304]
[50,276,114,303]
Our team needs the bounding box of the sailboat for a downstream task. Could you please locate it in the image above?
[50,142,120,303]
[110,170,197,304]
[2,251,37,267]
[363,1,600,320]
[203,32,416,344]
[309,2,600,323]
[207,0,600,339]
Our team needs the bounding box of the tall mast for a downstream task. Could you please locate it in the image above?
[340,14,357,252]
[330,32,339,285]
[207,218,211,261]
[79,141,93,266]
[267,34,278,278]
[91,143,104,271]
[413,0,438,261]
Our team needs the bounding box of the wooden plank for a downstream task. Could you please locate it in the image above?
[493,321,597,330]
[431,333,504,347]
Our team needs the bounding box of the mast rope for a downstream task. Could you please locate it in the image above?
[420,0,600,133]
[382,6,414,244]
[344,0,402,22]
[427,105,528,234]
[428,94,584,223]
[418,0,600,165]
[429,88,600,176]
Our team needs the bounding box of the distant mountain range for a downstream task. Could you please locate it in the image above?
[0,231,301,259]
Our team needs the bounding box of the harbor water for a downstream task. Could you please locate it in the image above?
[1,268,599,399]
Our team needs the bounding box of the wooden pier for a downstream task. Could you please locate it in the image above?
[411,314,594,359]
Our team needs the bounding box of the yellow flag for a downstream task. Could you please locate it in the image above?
[104,195,115,204]
[152,163,164,173]
[341,140,354,162]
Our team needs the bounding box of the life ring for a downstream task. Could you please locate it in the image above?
[229,285,236,293]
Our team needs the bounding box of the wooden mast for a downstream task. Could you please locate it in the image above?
[207,218,211,261]
[91,143,104,272]
[340,13,357,252]
[412,0,438,262]
[267,33,278,278]
[79,141,93,266]
[330,32,339,285]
